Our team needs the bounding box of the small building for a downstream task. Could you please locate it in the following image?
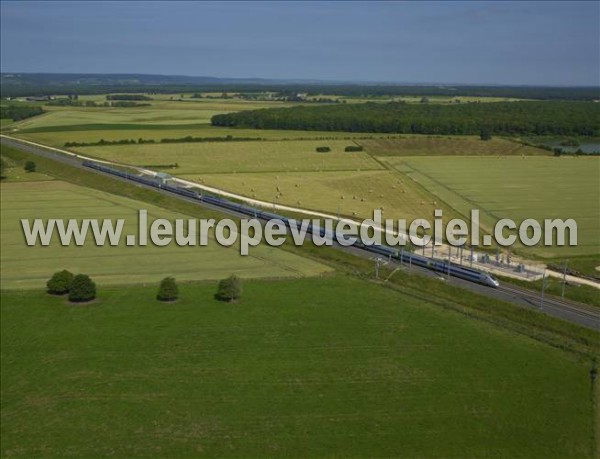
[155,172,172,185]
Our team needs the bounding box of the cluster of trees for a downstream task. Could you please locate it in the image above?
[46,272,242,304]
[0,158,7,179]
[159,135,262,144]
[212,101,600,137]
[0,105,44,121]
[106,94,153,101]
[0,159,37,177]
[47,99,100,107]
[157,275,242,302]
[553,148,600,156]
[111,101,151,107]
[64,135,264,148]
[344,145,364,152]
[48,99,149,108]
[47,270,96,303]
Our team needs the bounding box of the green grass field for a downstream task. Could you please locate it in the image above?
[73,140,383,174]
[1,276,594,458]
[383,155,600,258]
[0,180,330,289]
[360,136,545,156]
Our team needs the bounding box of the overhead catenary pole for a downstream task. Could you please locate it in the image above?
[540,270,547,310]
[562,260,568,298]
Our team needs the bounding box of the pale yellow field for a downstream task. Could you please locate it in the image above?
[183,170,456,223]
[0,180,331,289]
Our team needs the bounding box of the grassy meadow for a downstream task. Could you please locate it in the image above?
[74,140,383,174]
[383,155,600,258]
[360,136,545,156]
[0,180,330,289]
[1,276,595,458]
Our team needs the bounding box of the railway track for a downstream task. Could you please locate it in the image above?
[498,284,599,327]
[2,135,599,331]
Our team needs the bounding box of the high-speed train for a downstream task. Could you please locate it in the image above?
[82,160,500,288]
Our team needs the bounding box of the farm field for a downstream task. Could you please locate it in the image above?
[9,100,296,129]
[4,101,597,263]
[7,101,396,148]
[1,276,594,458]
[383,156,600,258]
[13,125,385,148]
[187,170,456,223]
[360,136,545,156]
[0,180,331,289]
[73,140,384,174]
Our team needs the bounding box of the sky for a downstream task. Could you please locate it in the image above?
[1,1,598,86]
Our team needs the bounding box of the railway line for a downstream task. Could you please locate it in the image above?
[1,135,598,331]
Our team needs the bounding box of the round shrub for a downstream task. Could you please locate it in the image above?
[68,274,96,303]
[157,277,179,302]
[46,270,74,295]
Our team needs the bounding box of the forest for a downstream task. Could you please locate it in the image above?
[0,105,44,121]
[1,73,598,100]
[211,101,600,136]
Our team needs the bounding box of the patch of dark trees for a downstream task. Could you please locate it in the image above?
[0,105,44,121]
[64,135,265,148]
[211,101,600,137]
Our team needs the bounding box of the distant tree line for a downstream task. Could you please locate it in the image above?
[64,135,265,148]
[111,101,151,107]
[0,105,44,121]
[106,94,153,101]
[47,99,149,108]
[211,101,600,137]
[47,99,102,107]
[2,73,599,100]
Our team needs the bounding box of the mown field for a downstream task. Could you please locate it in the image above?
[57,131,599,259]
[1,276,595,458]
[383,156,600,258]
[73,140,383,174]
[188,170,455,223]
[0,180,330,289]
[360,136,545,156]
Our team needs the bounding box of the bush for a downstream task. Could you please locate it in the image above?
[24,161,36,173]
[216,275,242,302]
[46,270,74,295]
[479,129,492,141]
[344,145,363,152]
[68,274,96,303]
[0,158,7,179]
[157,277,178,302]
[316,146,331,153]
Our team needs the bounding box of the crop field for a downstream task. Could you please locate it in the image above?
[383,156,600,257]
[7,101,393,148]
[13,125,386,148]
[189,170,455,223]
[73,140,383,174]
[360,136,545,156]
[0,180,331,289]
[4,101,597,263]
[1,276,594,458]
